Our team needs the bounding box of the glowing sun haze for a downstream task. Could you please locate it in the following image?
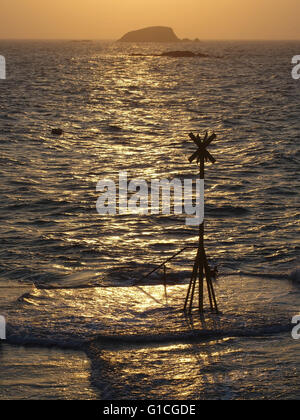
[1,0,300,40]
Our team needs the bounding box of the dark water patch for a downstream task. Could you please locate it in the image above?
[0,267,61,285]
[264,186,298,196]
[147,242,178,251]
[90,323,292,350]
[206,205,250,217]
[104,124,123,132]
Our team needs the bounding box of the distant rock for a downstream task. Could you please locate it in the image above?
[181,38,201,43]
[119,26,180,43]
[130,50,212,58]
[51,128,64,136]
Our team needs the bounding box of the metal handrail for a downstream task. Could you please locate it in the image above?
[134,245,197,286]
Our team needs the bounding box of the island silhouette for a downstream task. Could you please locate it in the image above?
[118,26,216,58]
[119,26,199,43]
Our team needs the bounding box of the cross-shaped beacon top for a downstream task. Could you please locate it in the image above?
[188,132,217,165]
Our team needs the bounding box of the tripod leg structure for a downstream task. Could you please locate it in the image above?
[184,254,199,312]
[184,252,201,313]
[203,252,219,313]
[184,248,219,314]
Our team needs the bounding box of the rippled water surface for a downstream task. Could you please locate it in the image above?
[0,40,299,399]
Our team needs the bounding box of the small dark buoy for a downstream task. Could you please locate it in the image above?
[51,128,63,136]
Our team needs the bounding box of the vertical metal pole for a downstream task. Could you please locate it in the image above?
[198,155,205,312]
[184,132,219,314]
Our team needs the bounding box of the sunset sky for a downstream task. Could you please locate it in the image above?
[1,0,300,40]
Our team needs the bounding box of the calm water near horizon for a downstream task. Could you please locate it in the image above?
[0,40,299,399]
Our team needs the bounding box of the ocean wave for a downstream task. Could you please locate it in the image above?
[4,274,298,354]
[91,323,293,347]
[6,327,86,350]
[5,321,292,353]
[228,268,300,283]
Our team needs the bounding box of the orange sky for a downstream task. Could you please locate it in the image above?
[1,0,300,40]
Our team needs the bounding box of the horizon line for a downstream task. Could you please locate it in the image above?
[1,38,300,42]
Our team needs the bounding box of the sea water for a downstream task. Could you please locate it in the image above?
[0,40,299,399]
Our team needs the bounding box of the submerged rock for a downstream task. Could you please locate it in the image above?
[51,128,64,136]
[131,51,211,58]
[119,26,180,43]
